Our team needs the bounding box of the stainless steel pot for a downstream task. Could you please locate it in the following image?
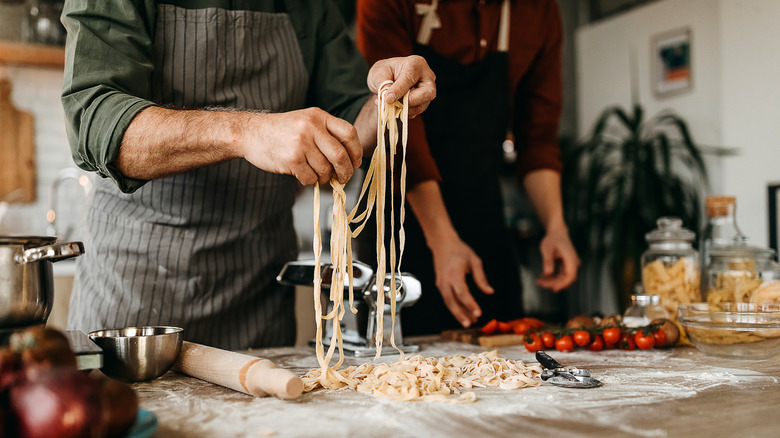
[0,236,84,328]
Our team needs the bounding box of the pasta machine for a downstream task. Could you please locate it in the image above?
[277,259,421,357]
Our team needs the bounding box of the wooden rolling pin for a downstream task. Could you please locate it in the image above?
[173,341,303,400]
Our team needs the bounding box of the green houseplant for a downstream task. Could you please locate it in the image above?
[562,103,711,312]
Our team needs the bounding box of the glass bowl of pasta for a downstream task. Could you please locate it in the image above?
[678,302,780,359]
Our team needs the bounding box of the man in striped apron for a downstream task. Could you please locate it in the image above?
[60,1,435,350]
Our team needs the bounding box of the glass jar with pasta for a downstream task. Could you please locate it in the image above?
[641,217,701,321]
[705,237,778,304]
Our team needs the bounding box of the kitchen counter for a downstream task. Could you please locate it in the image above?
[134,336,780,438]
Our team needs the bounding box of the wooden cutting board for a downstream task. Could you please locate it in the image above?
[441,328,484,344]
[441,328,528,348]
[0,77,35,203]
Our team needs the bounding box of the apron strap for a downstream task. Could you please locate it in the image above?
[497,0,511,53]
[415,0,440,45]
[415,0,510,51]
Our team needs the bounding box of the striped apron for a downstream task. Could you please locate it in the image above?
[68,4,308,350]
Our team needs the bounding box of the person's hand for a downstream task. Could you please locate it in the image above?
[367,55,436,119]
[430,238,494,327]
[536,227,580,292]
[240,108,362,186]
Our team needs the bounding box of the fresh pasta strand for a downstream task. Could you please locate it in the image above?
[311,81,410,387]
[307,86,542,402]
[343,81,409,359]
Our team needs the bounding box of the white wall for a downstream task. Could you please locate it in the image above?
[575,0,780,248]
[577,0,722,147]
[720,1,780,249]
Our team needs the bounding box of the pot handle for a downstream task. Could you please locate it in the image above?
[18,242,85,264]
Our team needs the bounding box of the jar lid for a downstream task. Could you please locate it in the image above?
[645,217,695,243]
[709,236,776,260]
[705,196,736,218]
[631,294,661,305]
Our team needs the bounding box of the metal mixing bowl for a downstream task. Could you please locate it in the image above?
[88,326,183,382]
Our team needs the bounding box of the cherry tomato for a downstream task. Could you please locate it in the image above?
[555,335,574,353]
[652,328,668,348]
[524,333,544,353]
[652,319,679,346]
[540,332,556,349]
[587,335,604,352]
[635,331,655,350]
[512,321,530,335]
[602,327,621,345]
[481,319,498,335]
[572,330,591,347]
[619,333,636,351]
[507,319,524,331]
[523,317,545,331]
[497,321,512,333]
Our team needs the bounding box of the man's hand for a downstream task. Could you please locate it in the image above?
[522,169,580,292]
[367,55,436,118]
[241,108,362,186]
[118,106,362,186]
[536,226,580,292]
[430,238,494,328]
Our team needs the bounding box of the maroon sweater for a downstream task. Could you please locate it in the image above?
[356,0,564,187]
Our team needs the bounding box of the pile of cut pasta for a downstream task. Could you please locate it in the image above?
[302,350,542,403]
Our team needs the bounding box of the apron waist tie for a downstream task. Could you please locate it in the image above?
[415,0,511,51]
[415,0,440,45]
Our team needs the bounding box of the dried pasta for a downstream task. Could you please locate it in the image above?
[685,325,780,345]
[705,259,773,304]
[752,281,780,302]
[642,258,701,320]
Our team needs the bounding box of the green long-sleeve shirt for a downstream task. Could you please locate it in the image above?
[61,0,371,193]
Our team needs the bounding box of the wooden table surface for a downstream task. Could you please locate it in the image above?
[133,336,780,438]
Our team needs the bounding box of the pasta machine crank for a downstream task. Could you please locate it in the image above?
[277,260,421,357]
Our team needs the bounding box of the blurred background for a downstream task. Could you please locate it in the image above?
[1,0,778,327]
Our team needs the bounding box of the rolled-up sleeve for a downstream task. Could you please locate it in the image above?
[512,0,564,178]
[61,0,157,193]
[302,2,371,124]
[356,0,441,187]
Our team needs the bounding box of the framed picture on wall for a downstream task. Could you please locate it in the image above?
[768,183,780,256]
[652,27,692,97]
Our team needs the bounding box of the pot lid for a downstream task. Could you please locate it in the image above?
[0,235,58,246]
[709,236,776,259]
[645,217,695,243]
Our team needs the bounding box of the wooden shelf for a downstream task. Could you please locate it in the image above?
[0,40,64,69]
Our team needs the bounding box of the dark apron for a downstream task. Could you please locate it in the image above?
[68,4,306,350]
[398,43,523,335]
